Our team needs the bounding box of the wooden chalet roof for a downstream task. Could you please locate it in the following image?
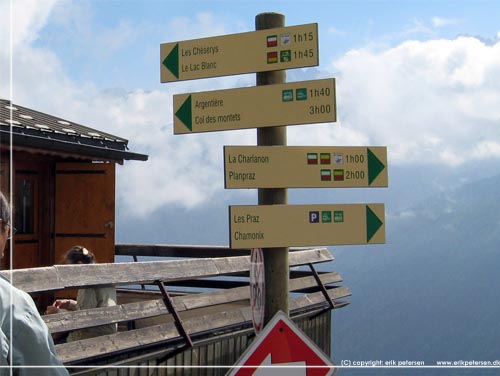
[0,99,148,162]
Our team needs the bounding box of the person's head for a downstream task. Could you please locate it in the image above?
[0,191,11,259]
[62,245,96,265]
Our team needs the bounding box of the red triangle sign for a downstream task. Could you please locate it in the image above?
[227,311,335,375]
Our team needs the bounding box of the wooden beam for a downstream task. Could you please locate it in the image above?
[156,280,193,347]
[115,244,251,258]
[255,11,289,324]
[55,286,351,364]
[114,244,313,259]
[3,248,333,293]
[44,272,343,334]
[162,279,249,289]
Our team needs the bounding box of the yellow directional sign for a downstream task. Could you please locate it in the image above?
[224,146,387,188]
[173,78,335,134]
[161,23,318,82]
[229,204,385,249]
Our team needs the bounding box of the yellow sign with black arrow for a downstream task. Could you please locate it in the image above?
[224,145,387,188]
[229,203,385,249]
[173,78,335,134]
[161,23,318,82]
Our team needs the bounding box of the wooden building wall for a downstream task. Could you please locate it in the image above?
[0,151,116,271]
[54,162,115,265]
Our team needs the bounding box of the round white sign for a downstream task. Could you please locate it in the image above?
[250,248,265,334]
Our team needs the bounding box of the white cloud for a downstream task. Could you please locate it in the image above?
[0,0,59,95]
[471,141,500,160]
[0,0,57,48]
[387,210,416,221]
[1,4,254,217]
[81,88,255,217]
[328,26,346,37]
[3,3,500,217]
[329,36,500,166]
[403,19,434,36]
[432,17,458,28]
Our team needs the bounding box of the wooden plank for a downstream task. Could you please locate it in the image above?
[57,320,180,363]
[44,299,166,334]
[172,271,344,313]
[289,247,333,265]
[4,259,221,293]
[164,279,249,289]
[115,244,251,258]
[5,248,333,293]
[181,287,247,311]
[0,267,63,291]
[58,258,222,286]
[56,287,349,364]
[115,244,326,259]
[289,285,351,311]
[290,272,342,291]
[44,271,343,333]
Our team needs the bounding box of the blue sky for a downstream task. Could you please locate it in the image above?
[31,0,499,90]
[1,0,500,217]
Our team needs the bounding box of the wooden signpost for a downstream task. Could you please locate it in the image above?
[253,14,290,324]
[162,12,388,340]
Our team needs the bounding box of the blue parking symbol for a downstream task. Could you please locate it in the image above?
[309,211,320,223]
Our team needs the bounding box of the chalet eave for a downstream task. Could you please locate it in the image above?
[0,129,148,163]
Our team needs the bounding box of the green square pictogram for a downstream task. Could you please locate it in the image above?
[334,211,344,223]
[280,50,291,62]
[322,211,332,223]
[282,89,293,102]
[296,88,307,101]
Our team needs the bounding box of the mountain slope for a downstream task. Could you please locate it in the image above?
[332,173,500,373]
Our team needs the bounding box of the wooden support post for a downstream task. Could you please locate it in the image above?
[155,280,193,348]
[308,263,335,310]
[255,12,289,324]
[133,255,146,290]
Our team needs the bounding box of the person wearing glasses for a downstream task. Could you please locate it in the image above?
[0,191,69,375]
[46,246,117,342]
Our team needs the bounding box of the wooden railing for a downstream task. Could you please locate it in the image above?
[1,245,351,368]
